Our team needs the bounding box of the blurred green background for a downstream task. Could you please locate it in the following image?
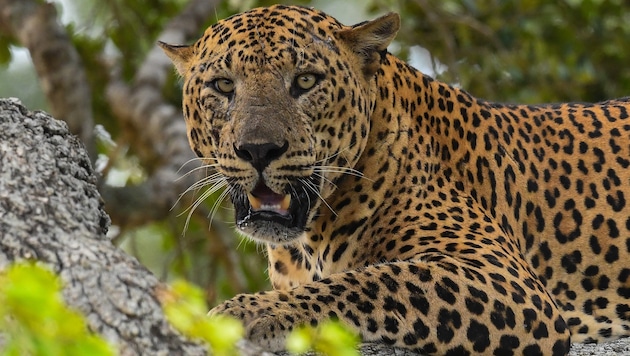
[1,0,629,306]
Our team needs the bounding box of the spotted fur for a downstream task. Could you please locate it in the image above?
[160,5,630,355]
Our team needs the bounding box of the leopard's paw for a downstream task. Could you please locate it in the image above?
[209,292,310,352]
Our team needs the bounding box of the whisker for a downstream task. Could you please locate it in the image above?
[180,180,227,218]
[306,146,374,193]
[236,233,249,251]
[313,165,371,181]
[175,163,220,181]
[180,179,228,234]
[176,156,218,175]
[302,178,337,216]
[288,182,299,201]
[172,173,225,210]
[313,145,353,164]
[312,172,338,191]
[299,183,312,211]
[181,172,224,195]
[207,185,232,229]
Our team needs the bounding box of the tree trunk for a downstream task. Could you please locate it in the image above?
[0,98,627,356]
[0,98,206,355]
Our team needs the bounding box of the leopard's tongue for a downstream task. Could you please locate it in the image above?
[247,182,291,216]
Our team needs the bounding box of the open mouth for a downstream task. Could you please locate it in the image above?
[232,178,318,244]
[247,182,292,216]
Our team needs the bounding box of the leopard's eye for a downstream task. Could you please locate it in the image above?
[295,73,317,90]
[213,78,235,94]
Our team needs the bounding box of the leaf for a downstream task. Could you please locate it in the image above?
[286,320,360,356]
[0,263,114,356]
[160,279,244,355]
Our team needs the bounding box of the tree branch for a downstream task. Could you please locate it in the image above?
[101,0,221,228]
[0,0,221,229]
[0,98,205,355]
[0,0,95,161]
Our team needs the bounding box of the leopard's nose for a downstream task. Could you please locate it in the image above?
[234,141,289,172]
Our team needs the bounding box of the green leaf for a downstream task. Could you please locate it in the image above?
[160,279,244,355]
[0,262,115,356]
[287,320,359,356]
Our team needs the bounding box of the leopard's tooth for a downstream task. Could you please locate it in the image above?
[247,193,262,210]
[280,194,291,211]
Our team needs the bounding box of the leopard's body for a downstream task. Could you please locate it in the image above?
[160,5,630,355]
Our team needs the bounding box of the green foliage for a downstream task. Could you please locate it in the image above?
[102,0,186,79]
[0,263,114,356]
[0,35,14,67]
[286,320,360,356]
[160,280,243,355]
[370,0,630,103]
[161,280,359,356]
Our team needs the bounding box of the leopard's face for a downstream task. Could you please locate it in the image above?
[161,5,385,244]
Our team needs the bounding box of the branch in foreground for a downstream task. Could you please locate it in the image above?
[0,98,204,356]
[1,98,628,355]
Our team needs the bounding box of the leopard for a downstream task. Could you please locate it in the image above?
[159,4,630,355]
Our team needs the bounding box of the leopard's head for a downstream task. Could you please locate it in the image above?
[160,5,399,244]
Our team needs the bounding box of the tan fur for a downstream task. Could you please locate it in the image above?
[162,5,630,354]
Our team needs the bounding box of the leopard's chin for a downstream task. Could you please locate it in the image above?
[232,179,318,244]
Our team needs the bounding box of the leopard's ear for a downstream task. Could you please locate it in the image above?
[158,41,195,77]
[336,12,400,77]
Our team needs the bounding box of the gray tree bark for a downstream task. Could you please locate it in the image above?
[0,98,628,355]
[0,0,222,231]
[0,98,206,356]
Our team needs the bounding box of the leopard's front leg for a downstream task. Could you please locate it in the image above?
[210,257,571,355]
